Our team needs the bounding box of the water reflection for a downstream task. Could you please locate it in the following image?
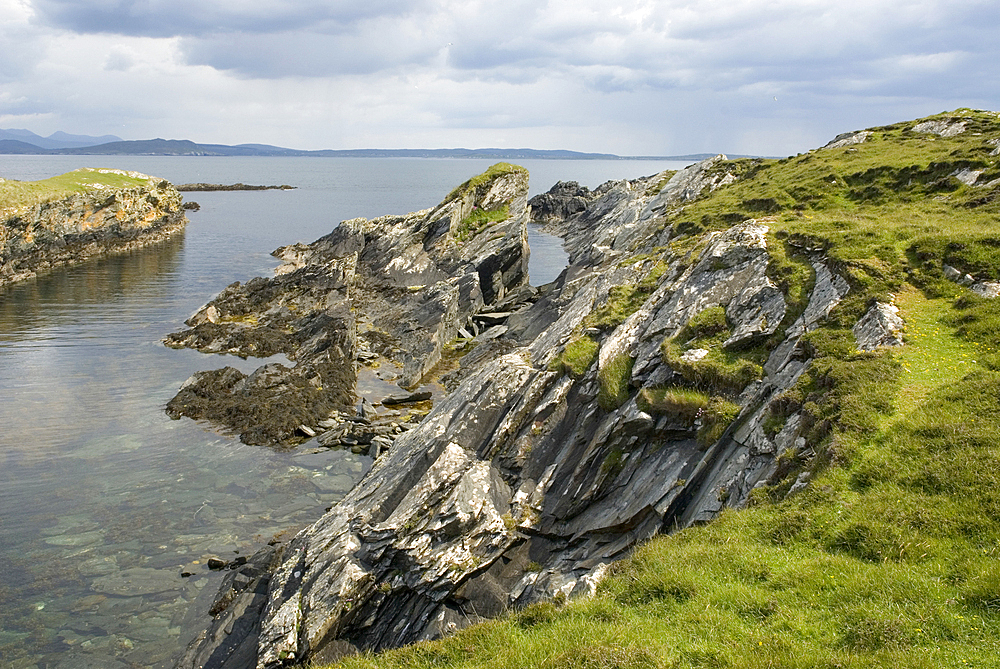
[0,234,186,339]
[0,236,371,668]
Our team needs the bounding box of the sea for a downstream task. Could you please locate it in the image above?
[0,155,690,668]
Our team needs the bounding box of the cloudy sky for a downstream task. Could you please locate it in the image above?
[1,0,997,156]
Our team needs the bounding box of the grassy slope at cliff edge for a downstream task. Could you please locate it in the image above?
[323,109,1000,668]
[1,168,186,287]
[0,168,155,212]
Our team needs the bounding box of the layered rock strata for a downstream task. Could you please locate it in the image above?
[0,169,187,288]
[164,164,531,446]
[177,157,872,668]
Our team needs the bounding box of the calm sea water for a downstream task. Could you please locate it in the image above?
[0,155,689,667]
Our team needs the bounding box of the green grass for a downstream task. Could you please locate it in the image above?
[637,386,709,421]
[550,336,600,378]
[598,353,634,410]
[316,109,1000,669]
[662,110,1000,294]
[455,203,510,242]
[0,168,154,212]
[661,306,765,396]
[637,387,740,447]
[695,396,741,447]
[445,163,528,204]
[892,286,985,415]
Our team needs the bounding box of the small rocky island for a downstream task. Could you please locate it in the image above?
[0,168,188,288]
[175,183,296,192]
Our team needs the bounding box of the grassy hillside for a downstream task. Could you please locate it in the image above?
[322,109,1000,669]
[0,168,155,213]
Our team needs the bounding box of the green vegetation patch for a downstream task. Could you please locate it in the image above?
[444,162,528,204]
[661,305,765,395]
[660,110,1000,280]
[0,168,153,213]
[696,396,741,447]
[637,386,709,421]
[638,386,740,447]
[677,305,728,341]
[597,353,634,411]
[766,233,817,344]
[550,335,599,378]
[455,203,510,242]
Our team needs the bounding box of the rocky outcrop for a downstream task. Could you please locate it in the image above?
[823,130,871,149]
[164,164,530,446]
[0,168,187,288]
[528,180,601,223]
[911,119,967,137]
[853,301,905,351]
[942,263,1000,299]
[530,155,734,265]
[176,158,862,668]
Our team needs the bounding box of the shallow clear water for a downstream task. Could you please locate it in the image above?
[0,155,689,667]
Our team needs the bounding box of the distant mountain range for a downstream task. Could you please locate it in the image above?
[0,128,745,161]
[0,129,124,150]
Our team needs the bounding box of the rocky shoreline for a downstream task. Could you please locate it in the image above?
[164,163,531,447]
[0,169,188,289]
[165,156,898,668]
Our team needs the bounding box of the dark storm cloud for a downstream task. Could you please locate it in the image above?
[28,0,425,37]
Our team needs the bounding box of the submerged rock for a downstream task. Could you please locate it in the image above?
[91,568,183,597]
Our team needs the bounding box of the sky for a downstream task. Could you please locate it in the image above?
[0,0,998,156]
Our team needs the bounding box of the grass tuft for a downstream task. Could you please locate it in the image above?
[444,163,528,204]
[455,203,509,242]
[550,336,600,378]
[597,353,634,411]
